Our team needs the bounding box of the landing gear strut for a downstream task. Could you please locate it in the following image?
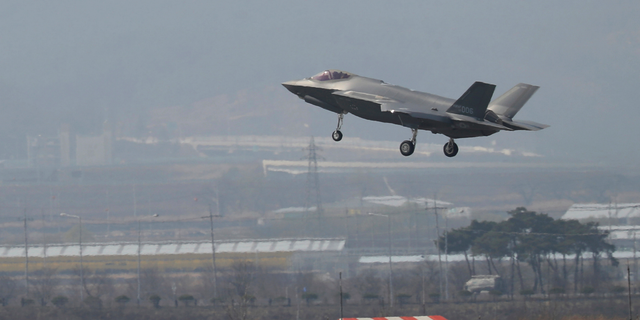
[399,129,418,156]
[443,138,459,157]
[332,113,344,142]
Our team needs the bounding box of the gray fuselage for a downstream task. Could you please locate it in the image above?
[283,74,497,139]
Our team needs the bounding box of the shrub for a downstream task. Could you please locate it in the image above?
[459,290,473,297]
[362,293,378,300]
[396,293,412,306]
[519,289,535,296]
[178,294,195,306]
[301,293,318,306]
[84,296,102,309]
[243,295,256,304]
[149,294,161,308]
[489,289,502,296]
[549,287,565,295]
[612,286,626,294]
[21,298,34,307]
[51,296,68,308]
[115,295,130,306]
[581,286,595,295]
[428,293,441,303]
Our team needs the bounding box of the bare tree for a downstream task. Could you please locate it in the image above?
[137,267,172,305]
[30,268,59,306]
[352,269,382,302]
[0,275,17,306]
[73,266,113,303]
[226,260,257,320]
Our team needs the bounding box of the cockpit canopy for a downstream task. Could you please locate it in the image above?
[310,70,353,81]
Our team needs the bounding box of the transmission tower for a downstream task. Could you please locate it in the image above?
[303,136,323,214]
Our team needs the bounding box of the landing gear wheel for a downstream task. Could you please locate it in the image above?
[443,142,459,157]
[332,130,343,142]
[400,140,415,156]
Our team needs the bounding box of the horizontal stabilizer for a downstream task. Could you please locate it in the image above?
[446,82,496,119]
[489,83,539,119]
[501,118,549,131]
[450,113,513,131]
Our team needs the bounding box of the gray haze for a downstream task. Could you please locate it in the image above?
[1,1,639,165]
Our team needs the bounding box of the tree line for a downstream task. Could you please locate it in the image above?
[440,207,618,295]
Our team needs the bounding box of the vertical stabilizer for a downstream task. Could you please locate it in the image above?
[446,82,496,119]
[488,83,539,119]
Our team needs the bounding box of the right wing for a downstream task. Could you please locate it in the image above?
[332,90,511,131]
[333,90,448,128]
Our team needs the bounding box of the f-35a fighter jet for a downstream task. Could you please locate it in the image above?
[282,70,548,157]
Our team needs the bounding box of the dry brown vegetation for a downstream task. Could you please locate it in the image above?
[0,297,637,320]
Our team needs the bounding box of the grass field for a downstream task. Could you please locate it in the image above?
[0,251,292,273]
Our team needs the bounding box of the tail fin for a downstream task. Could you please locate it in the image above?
[446,82,496,119]
[488,83,539,119]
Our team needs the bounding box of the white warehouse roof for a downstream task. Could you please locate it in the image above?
[0,238,346,259]
[561,203,640,220]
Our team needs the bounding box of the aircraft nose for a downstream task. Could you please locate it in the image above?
[282,81,299,94]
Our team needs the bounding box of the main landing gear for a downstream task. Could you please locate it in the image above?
[399,129,418,156]
[332,113,345,142]
[443,138,459,157]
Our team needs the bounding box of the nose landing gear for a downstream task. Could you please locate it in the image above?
[332,113,345,142]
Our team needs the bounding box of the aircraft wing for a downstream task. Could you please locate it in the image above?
[333,90,512,131]
[332,90,398,105]
[332,91,450,124]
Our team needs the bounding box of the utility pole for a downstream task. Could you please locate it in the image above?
[303,137,323,215]
[61,213,83,301]
[428,196,448,300]
[208,202,220,298]
[49,187,53,221]
[23,207,29,296]
[421,265,426,315]
[339,272,344,320]
[137,214,159,305]
[41,209,47,269]
[444,210,449,301]
[634,231,638,281]
[434,199,443,298]
[629,264,633,320]
[137,219,142,305]
[106,188,110,236]
[369,213,393,308]
[133,185,137,218]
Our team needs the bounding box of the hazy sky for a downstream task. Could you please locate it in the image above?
[1,1,639,165]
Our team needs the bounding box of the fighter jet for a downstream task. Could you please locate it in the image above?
[282,70,548,157]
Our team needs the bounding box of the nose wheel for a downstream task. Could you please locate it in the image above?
[443,139,459,157]
[332,113,345,142]
[399,128,418,156]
